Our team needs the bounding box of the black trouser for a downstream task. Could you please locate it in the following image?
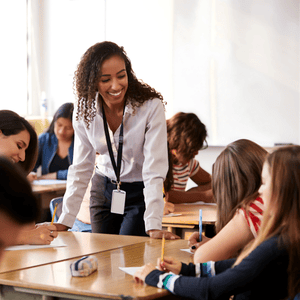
[90,172,147,236]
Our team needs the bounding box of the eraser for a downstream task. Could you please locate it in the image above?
[70,255,98,277]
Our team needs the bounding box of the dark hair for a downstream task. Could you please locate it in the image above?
[212,139,267,232]
[0,110,38,174]
[164,112,207,192]
[74,41,164,128]
[167,112,207,160]
[47,102,74,134]
[0,156,40,224]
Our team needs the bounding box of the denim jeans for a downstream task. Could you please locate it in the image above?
[69,218,92,233]
[90,172,147,236]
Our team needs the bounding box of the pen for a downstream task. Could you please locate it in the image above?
[51,203,58,225]
[161,234,165,262]
[199,209,202,242]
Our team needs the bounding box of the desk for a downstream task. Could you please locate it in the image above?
[0,235,190,299]
[32,181,67,222]
[162,203,217,240]
[0,232,148,274]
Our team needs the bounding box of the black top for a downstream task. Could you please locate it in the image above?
[49,154,70,174]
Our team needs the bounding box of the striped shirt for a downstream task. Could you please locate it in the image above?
[172,158,200,191]
[239,197,264,237]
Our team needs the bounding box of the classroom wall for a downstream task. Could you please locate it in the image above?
[29,0,299,150]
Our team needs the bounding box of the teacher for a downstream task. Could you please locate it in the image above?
[56,41,179,239]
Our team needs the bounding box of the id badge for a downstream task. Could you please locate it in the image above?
[111,189,126,214]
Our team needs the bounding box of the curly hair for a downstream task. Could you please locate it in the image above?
[167,112,207,161]
[74,41,164,128]
[164,112,207,192]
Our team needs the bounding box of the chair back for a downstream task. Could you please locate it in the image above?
[49,197,63,222]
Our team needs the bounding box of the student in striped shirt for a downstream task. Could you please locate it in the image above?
[163,112,213,205]
[189,139,267,264]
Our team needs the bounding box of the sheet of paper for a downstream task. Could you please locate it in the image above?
[119,267,141,276]
[183,201,216,206]
[180,248,193,254]
[5,239,67,251]
[33,179,67,185]
[163,213,182,217]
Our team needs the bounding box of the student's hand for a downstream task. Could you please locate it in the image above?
[158,256,182,274]
[27,172,37,182]
[17,224,58,245]
[163,201,175,215]
[188,231,210,252]
[38,222,69,231]
[148,229,180,240]
[134,263,156,284]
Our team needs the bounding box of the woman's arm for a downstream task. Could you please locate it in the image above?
[193,212,254,263]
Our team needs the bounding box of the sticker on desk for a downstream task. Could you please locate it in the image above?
[70,255,98,277]
[163,213,182,217]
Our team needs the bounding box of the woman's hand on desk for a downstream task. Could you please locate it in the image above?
[188,231,210,253]
[17,224,58,245]
[147,229,180,240]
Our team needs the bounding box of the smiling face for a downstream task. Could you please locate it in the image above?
[97,55,128,109]
[54,117,74,142]
[0,129,30,163]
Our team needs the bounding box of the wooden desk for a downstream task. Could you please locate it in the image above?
[0,238,190,300]
[0,232,148,274]
[162,203,217,240]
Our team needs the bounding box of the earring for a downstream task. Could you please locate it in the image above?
[172,149,177,155]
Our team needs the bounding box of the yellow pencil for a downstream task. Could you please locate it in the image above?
[161,234,165,262]
[51,203,58,225]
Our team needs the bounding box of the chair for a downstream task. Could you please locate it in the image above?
[49,197,63,222]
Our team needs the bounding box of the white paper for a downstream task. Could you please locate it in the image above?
[119,266,141,276]
[5,239,67,251]
[33,179,67,185]
[180,248,193,254]
[183,201,216,206]
[163,213,182,217]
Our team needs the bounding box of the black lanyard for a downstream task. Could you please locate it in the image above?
[102,103,125,190]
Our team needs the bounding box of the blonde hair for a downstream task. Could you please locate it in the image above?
[234,146,300,298]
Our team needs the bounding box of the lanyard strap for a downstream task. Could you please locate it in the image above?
[102,103,125,190]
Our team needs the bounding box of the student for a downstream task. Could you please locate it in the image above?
[28,102,74,181]
[0,110,58,244]
[189,139,267,263]
[0,156,40,257]
[164,112,212,204]
[134,145,300,299]
[55,41,179,239]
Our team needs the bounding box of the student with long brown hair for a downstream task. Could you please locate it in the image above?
[189,139,267,262]
[134,145,300,299]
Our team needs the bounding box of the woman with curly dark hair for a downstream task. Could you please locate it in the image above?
[56,41,179,239]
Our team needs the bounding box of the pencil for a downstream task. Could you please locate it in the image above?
[161,234,165,262]
[199,209,203,242]
[51,203,58,225]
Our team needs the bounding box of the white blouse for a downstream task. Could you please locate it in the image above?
[58,97,168,232]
